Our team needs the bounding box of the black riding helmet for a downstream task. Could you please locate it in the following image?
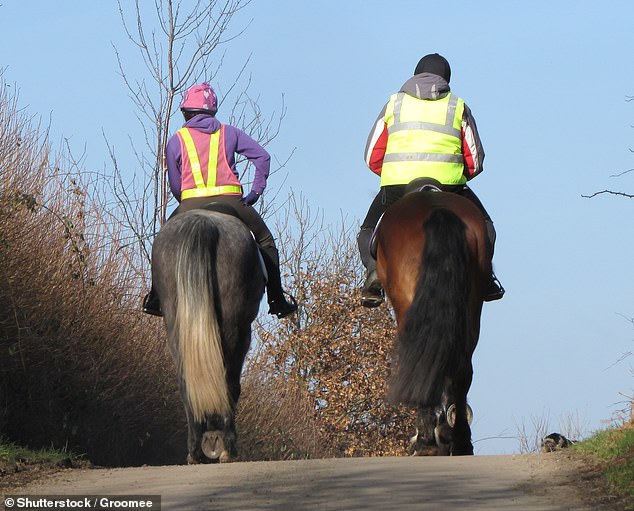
[414,53,451,83]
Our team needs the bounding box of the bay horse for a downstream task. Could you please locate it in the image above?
[151,208,265,463]
[374,184,490,456]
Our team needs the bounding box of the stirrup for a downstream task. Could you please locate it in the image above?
[484,275,505,302]
[361,270,384,308]
[142,292,163,317]
[361,289,384,308]
[268,292,298,319]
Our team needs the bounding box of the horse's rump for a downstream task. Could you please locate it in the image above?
[152,210,264,422]
[376,192,487,407]
[389,207,470,406]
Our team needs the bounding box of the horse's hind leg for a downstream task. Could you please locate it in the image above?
[200,342,245,463]
[201,368,240,463]
[447,367,474,455]
[184,406,207,464]
[199,322,251,464]
[434,408,453,456]
[448,401,473,455]
[409,406,440,456]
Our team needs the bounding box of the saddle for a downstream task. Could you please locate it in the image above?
[369,179,444,260]
[404,177,444,195]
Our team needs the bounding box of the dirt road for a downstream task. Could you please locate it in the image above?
[15,454,604,510]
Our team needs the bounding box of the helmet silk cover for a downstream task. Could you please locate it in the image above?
[180,82,217,114]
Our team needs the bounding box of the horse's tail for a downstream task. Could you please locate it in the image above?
[175,214,231,422]
[391,208,470,408]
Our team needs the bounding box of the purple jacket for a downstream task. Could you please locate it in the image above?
[166,114,271,202]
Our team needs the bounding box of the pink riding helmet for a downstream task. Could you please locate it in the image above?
[180,82,217,114]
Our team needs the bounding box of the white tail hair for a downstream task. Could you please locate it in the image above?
[174,223,231,422]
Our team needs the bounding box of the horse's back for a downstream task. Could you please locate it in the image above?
[155,208,253,248]
[383,191,487,240]
[378,191,488,268]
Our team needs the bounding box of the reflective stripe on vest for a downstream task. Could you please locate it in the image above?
[381,92,466,186]
[178,127,243,199]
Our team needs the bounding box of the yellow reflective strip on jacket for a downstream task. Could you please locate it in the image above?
[178,128,205,188]
[207,129,220,187]
[381,93,466,186]
[181,185,243,199]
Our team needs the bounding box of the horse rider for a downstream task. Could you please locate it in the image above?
[142,82,298,319]
[357,53,505,307]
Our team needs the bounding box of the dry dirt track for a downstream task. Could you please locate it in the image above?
[19,454,600,511]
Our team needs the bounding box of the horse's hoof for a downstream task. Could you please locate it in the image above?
[451,444,474,456]
[446,403,473,427]
[187,452,204,465]
[202,430,231,462]
[410,445,439,456]
[408,436,440,456]
[434,423,452,450]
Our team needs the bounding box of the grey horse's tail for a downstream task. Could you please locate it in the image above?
[175,214,230,422]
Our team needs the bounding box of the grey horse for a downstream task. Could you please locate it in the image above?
[152,208,265,463]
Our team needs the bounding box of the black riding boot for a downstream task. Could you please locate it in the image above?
[484,220,505,302]
[357,227,384,308]
[259,245,298,319]
[142,286,163,317]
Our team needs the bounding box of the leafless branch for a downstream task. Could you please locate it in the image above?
[610,167,634,178]
[582,190,634,199]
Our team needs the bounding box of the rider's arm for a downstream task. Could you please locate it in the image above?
[461,103,485,180]
[232,127,271,197]
[364,103,388,176]
[166,134,183,202]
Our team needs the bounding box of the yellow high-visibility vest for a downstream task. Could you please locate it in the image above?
[381,92,466,186]
[177,127,242,199]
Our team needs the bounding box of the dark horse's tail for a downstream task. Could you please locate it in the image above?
[390,208,470,408]
[174,213,231,422]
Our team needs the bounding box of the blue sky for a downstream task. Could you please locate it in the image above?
[2,1,633,454]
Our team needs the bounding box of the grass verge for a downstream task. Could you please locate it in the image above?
[0,437,83,465]
[0,438,89,497]
[572,421,633,508]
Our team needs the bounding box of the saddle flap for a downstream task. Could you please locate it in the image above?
[370,179,442,260]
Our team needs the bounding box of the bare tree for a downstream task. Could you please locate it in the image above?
[109,0,289,274]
